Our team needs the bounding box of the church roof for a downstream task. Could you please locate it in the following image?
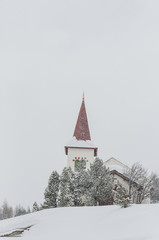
[66,137,95,148]
[73,95,91,141]
[65,95,98,156]
[104,157,130,171]
[104,157,131,181]
[64,137,98,156]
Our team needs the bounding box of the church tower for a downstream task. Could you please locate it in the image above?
[65,95,98,171]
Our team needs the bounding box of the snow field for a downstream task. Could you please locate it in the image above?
[0,204,159,240]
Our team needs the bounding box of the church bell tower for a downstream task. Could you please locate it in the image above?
[65,95,98,171]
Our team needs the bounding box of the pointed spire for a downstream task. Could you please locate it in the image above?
[73,95,91,141]
[82,92,84,101]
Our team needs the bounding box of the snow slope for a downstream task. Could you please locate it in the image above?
[0,204,159,240]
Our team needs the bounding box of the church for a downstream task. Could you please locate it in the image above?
[65,95,150,204]
[64,94,128,177]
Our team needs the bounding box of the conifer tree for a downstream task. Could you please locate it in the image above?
[88,158,113,206]
[58,167,73,207]
[0,207,3,220]
[32,202,40,212]
[27,206,31,214]
[114,184,131,208]
[14,205,27,216]
[43,171,60,208]
[71,171,83,206]
[2,201,13,219]
[71,162,87,206]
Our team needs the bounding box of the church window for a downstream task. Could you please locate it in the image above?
[75,159,80,169]
[75,158,86,171]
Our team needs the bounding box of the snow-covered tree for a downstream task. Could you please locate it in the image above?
[87,158,113,206]
[125,162,147,200]
[1,201,13,219]
[125,162,157,204]
[0,207,3,220]
[151,177,159,203]
[136,172,157,204]
[32,202,40,212]
[27,206,31,214]
[14,205,27,217]
[114,184,131,208]
[58,167,73,207]
[81,171,94,206]
[43,171,60,208]
[71,166,84,206]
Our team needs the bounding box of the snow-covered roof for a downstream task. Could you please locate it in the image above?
[107,164,125,175]
[65,137,97,149]
[104,157,130,177]
[104,157,130,169]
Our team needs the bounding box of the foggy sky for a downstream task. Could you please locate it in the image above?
[1,0,159,208]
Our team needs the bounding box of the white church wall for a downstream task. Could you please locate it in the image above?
[112,173,129,193]
[67,147,95,171]
[112,172,150,204]
[104,157,130,172]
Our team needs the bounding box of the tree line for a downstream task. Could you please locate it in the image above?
[43,158,113,208]
[1,158,159,221]
[42,159,159,209]
[0,201,41,220]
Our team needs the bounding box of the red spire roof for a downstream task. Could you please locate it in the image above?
[73,96,91,141]
[65,95,98,156]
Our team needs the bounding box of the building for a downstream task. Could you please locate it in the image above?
[104,157,130,192]
[104,157,150,204]
[65,95,150,204]
[65,95,98,171]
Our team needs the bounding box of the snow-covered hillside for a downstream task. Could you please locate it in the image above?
[0,204,159,240]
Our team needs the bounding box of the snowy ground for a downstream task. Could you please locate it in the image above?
[0,204,159,240]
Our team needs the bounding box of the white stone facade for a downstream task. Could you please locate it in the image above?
[67,147,95,171]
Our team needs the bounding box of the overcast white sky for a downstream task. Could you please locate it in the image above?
[1,0,159,208]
